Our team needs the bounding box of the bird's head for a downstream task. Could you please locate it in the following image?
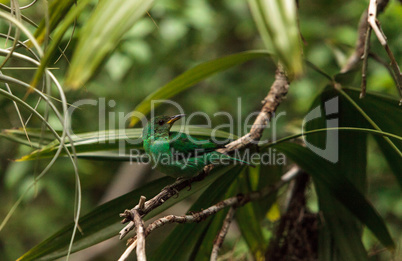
[142,114,185,140]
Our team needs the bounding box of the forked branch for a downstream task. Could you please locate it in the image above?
[118,167,302,261]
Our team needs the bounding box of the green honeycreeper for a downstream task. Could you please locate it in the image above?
[142,114,251,179]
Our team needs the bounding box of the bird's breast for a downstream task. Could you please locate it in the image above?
[149,139,171,156]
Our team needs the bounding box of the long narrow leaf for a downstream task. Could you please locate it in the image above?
[30,0,92,87]
[149,166,244,261]
[19,165,237,261]
[33,0,77,44]
[341,88,402,187]
[15,126,238,161]
[338,88,401,157]
[65,0,154,89]
[248,0,302,76]
[274,142,395,251]
[305,88,369,261]
[233,169,267,259]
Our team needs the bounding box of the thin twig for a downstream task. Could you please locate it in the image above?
[341,0,389,73]
[369,52,398,85]
[368,0,384,45]
[210,207,236,261]
[20,0,38,10]
[133,210,146,261]
[118,239,137,261]
[369,52,400,92]
[342,0,401,102]
[138,196,146,211]
[367,0,401,102]
[223,67,289,151]
[118,168,302,261]
[118,173,207,239]
[360,25,372,98]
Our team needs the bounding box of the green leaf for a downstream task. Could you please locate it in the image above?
[19,166,237,261]
[33,0,76,45]
[248,0,303,76]
[149,166,244,261]
[0,131,40,148]
[0,4,37,28]
[340,88,402,187]
[274,142,395,252]
[0,88,62,148]
[338,88,401,156]
[191,164,281,260]
[15,126,237,161]
[254,163,282,221]
[192,177,241,261]
[65,0,154,89]
[305,88,369,261]
[233,169,267,260]
[17,177,172,261]
[31,0,92,87]
[0,128,60,149]
[261,127,402,148]
[2,128,59,142]
[192,208,230,261]
[129,50,272,126]
[261,87,401,259]
[192,165,281,261]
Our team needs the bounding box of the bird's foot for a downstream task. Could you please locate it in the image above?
[172,188,180,198]
[162,183,181,198]
[161,177,184,191]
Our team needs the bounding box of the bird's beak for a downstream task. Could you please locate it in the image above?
[167,114,185,124]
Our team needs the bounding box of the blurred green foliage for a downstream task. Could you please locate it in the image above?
[0,0,401,260]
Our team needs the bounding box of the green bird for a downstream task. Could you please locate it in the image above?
[142,114,251,179]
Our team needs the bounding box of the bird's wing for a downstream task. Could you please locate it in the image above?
[169,132,225,157]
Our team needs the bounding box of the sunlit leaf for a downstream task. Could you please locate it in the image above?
[248,0,303,76]
[30,0,92,87]
[65,0,154,89]
[33,0,76,45]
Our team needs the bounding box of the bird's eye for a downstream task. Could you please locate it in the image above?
[158,120,164,125]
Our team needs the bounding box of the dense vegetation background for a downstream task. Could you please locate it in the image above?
[0,0,401,260]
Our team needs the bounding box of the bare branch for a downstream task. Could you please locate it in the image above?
[138,196,146,211]
[367,0,402,102]
[266,171,318,260]
[119,167,302,260]
[341,0,389,73]
[119,172,207,239]
[223,67,290,151]
[133,210,146,261]
[342,0,401,101]
[119,67,290,240]
[210,207,236,261]
[119,197,147,261]
[368,0,385,45]
[360,26,372,98]
[118,239,137,261]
